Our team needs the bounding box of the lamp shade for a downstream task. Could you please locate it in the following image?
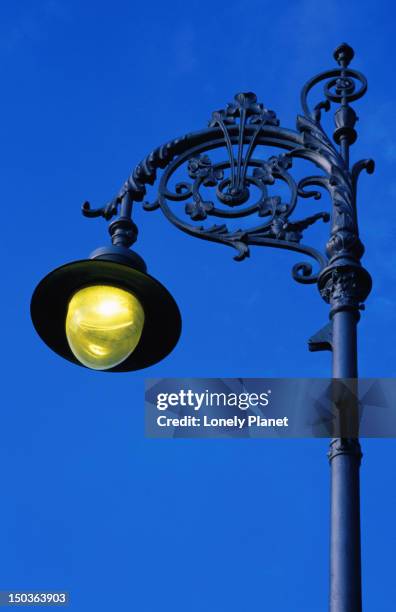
[30,259,181,372]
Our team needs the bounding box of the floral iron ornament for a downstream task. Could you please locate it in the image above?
[82,43,373,301]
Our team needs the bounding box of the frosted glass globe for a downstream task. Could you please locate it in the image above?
[65,285,145,370]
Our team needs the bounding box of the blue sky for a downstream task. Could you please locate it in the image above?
[1,0,396,610]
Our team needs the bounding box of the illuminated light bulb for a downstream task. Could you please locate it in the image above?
[65,285,145,370]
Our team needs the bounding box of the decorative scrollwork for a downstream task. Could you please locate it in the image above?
[81,43,374,298]
[295,112,374,267]
[82,134,190,220]
[208,92,279,207]
[300,43,367,118]
[82,199,120,221]
[146,141,330,275]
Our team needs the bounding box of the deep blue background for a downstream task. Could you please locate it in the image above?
[1,1,396,610]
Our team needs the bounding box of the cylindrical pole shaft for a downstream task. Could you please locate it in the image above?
[320,44,371,612]
[329,310,362,612]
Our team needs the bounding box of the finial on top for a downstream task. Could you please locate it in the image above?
[333,43,355,67]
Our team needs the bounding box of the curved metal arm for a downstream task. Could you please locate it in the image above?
[82,43,374,292]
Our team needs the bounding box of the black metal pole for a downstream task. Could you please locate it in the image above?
[329,309,362,612]
[317,43,374,612]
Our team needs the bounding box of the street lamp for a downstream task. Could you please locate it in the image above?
[31,244,182,371]
[31,43,373,611]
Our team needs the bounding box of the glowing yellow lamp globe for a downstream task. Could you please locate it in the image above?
[65,285,145,370]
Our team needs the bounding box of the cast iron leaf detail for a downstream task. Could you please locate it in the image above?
[296,113,373,264]
[185,198,214,221]
[81,44,373,290]
[257,196,282,217]
[209,92,279,128]
[187,155,223,183]
[82,199,121,220]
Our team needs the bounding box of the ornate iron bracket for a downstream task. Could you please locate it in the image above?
[82,43,373,299]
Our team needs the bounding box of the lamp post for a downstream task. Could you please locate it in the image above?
[31,43,373,612]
